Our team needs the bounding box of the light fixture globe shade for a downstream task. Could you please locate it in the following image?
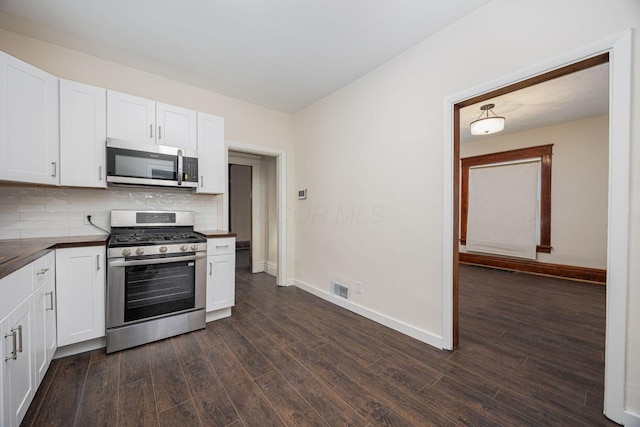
[470,116,505,135]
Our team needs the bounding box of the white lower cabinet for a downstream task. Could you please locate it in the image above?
[206,238,236,312]
[56,246,106,347]
[33,252,56,385]
[1,297,34,427]
[1,251,55,427]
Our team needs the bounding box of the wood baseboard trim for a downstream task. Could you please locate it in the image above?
[459,252,606,285]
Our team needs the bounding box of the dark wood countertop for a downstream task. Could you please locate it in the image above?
[0,234,109,280]
[196,230,237,238]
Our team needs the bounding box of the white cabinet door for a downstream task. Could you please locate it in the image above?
[206,238,235,312]
[60,80,107,188]
[32,252,56,386]
[1,297,34,427]
[156,102,197,151]
[197,112,225,194]
[106,90,155,144]
[56,246,106,347]
[0,51,59,185]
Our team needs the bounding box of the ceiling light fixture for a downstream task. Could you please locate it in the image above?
[470,103,505,135]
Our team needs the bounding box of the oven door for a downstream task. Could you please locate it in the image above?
[107,252,206,329]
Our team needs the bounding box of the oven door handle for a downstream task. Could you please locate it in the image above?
[108,253,205,267]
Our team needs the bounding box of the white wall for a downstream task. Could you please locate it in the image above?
[293,0,640,417]
[0,28,296,279]
[460,115,609,269]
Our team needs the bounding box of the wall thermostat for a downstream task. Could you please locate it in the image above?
[298,188,307,200]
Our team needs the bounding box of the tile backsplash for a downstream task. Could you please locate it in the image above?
[0,184,219,239]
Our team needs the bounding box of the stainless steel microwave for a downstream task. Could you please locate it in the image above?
[106,138,198,188]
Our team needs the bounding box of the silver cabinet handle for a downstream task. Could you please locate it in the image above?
[47,291,55,311]
[200,176,203,187]
[216,245,229,249]
[36,268,49,275]
[158,126,162,139]
[99,165,102,181]
[150,123,153,138]
[97,254,101,271]
[16,325,22,353]
[4,330,17,361]
[209,262,212,275]
[51,161,57,177]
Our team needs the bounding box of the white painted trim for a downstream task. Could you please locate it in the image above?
[252,260,265,273]
[53,337,105,359]
[206,307,232,322]
[443,30,632,424]
[226,140,287,287]
[623,410,640,427]
[293,279,443,349]
[265,262,277,276]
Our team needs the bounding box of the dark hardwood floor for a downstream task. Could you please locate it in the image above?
[21,253,616,426]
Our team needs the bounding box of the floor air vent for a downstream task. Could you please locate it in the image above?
[331,281,349,300]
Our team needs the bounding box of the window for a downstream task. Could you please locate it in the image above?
[460,144,553,254]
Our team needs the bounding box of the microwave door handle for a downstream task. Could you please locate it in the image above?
[177,149,183,185]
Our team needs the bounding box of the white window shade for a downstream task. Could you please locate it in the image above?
[466,160,540,259]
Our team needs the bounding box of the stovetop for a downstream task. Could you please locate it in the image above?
[108,226,206,248]
[110,232,204,246]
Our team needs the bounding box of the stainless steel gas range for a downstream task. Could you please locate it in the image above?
[106,210,206,353]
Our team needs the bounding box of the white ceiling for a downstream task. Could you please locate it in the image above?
[460,63,609,144]
[0,0,491,113]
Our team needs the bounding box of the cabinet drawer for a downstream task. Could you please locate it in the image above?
[207,238,235,255]
[0,263,32,320]
[32,253,51,289]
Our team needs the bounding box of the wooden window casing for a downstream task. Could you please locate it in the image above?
[460,144,553,254]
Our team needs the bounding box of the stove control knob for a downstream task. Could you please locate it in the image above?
[122,248,132,257]
[159,246,168,253]
[136,247,145,256]
[180,245,188,252]
[191,244,199,251]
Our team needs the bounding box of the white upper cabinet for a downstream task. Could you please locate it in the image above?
[197,112,225,194]
[107,90,196,151]
[0,51,59,185]
[106,90,155,144]
[59,80,107,188]
[156,102,197,151]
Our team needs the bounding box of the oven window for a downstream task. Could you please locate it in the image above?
[124,259,195,322]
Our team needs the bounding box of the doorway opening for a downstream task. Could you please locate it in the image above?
[444,32,631,423]
[229,163,252,272]
[225,142,287,286]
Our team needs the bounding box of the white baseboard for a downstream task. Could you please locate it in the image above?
[54,337,106,359]
[292,279,443,349]
[206,307,232,322]
[265,262,277,276]
[624,410,640,426]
